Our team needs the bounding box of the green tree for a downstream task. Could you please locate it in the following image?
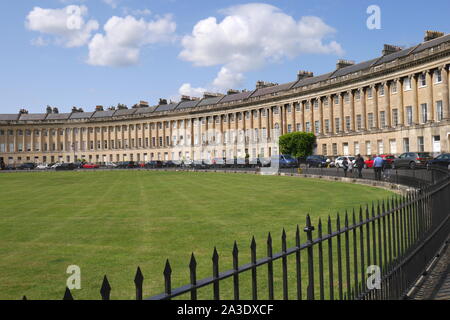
[279,132,316,158]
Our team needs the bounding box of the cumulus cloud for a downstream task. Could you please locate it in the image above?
[87,14,176,67]
[102,0,120,9]
[178,83,207,98]
[179,3,344,91]
[26,5,99,48]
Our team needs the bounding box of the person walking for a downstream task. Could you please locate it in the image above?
[355,154,365,178]
[342,157,349,177]
[373,154,383,181]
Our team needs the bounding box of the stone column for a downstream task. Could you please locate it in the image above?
[440,65,449,120]
[385,81,391,128]
[329,95,334,133]
[339,93,344,132]
[425,70,434,122]
[372,85,379,129]
[319,97,324,135]
[349,90,355,131]
[411,74,419,124]
[396,78,404,126]
[360,88,367,130]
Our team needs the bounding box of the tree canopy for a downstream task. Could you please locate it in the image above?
[279,132,316,158]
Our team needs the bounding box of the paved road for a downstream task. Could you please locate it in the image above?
[410,242,450,300]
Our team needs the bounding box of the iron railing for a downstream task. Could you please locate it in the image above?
[21,166,449,300]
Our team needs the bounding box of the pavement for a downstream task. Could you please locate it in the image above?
[409,242,450,300]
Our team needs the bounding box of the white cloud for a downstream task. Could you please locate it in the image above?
[178,83,207,98]
[26,5,99,48]
[122,7,152,16]
[179,3,344,91]
[102,0,120,9]
[87,14,176,67]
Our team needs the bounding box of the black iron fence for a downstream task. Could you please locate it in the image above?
[22,166,450,300]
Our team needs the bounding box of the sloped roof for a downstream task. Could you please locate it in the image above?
[251,81,296,98]
[196,96,224,107]
[113,108,136,116]
[92,110,116,118]
[176,100,201,110]
[19,113,48,121]
[46,113,72,120]
[69,112,94,119]
[155,102,179,112]
[134,106,157,115]
[0,114,20,121]
[220,90,255,103]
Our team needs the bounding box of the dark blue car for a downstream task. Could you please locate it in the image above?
[426,153,450,169]
[306,155,329,168]
[270,154,298,168]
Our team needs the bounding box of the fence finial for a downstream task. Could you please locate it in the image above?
[63,287,74,300]
[100,275,111,300]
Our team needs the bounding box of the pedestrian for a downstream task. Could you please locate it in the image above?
[342,157,349,177]
[355,154,365,178]
[0,159,5,170]
[373,154,383,181]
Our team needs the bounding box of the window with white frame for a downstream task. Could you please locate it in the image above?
[366,141,371,156]
[391,81,397,93]
[379,85,385,96]
[403,138,410,152]
[404,77,412,90]
[356,115,362,130]
[417,136,424,152]
[324,120,330,133]
[419,73,426,87]
[406,106,413,125]
[434,69,442,83]
[314,121,320,134]
[436,100,443,121]
[368,113,374,129]
[380,111,386,128]
[392,109,398,126]
[367,87,373,98]
[421,103,428,123]
[345,116,351,131]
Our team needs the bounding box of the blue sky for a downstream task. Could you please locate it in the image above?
[0,0,448,114]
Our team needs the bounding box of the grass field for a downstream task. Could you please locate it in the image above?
[0,170,394,300]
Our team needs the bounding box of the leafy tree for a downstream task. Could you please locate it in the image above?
[279,132,316,158]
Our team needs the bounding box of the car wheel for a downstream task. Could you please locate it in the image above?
[409,162,416,169]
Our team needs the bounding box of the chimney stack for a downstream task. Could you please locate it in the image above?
[180,95,192,101]
[227,89,239,95]
[203,92,223,99]
[382,44,402,56]
[297,71,314,81]
[424,30,444,42]
[336,59,355,70]
[159,98,168,105]
[19,109,29,114]
[255,81,278,89]
[95,105,104,111]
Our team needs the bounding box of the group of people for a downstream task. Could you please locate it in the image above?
[339,154,386,181]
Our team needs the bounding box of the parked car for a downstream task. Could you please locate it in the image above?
[82,163,100,169]
[306,155,329,168]
[103,162,117,168]
[55,163,77,171]
[18,163,36,170]
[270,154,298,168]
[50,163,62,169]
[4,165,16,170]
[36,163,50,170]
[146,161,163,168]
[364,154,395,168]
[117,161,138,168]
[163,160,177,167]
[392,152,433,169]
[426,153,450,170]
[335,156,356,168]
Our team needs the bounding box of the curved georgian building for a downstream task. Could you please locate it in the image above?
[1,31,449,165]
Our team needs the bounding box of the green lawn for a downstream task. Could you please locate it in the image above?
[0,170,394,300]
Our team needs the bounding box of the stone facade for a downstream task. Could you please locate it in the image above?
[1,32,450,165]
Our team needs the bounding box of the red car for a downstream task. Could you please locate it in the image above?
[364,154,395,168]
[82,163,100,169]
